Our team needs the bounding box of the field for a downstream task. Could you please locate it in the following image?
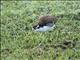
[1,1,80,60]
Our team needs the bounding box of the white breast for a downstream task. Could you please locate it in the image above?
[34,24,55,32]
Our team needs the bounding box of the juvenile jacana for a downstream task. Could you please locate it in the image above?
[33,15,58,32]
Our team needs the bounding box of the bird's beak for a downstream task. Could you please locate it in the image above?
[36,25,39,28]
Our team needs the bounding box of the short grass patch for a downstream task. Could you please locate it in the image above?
[1,1,80,60]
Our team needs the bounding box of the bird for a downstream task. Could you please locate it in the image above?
[32,15,58,32]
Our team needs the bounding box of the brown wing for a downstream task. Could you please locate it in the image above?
[38,15,57,25]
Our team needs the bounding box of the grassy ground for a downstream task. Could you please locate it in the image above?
[1,1,80,60]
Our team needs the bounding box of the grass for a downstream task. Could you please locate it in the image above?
[1,1,80,60]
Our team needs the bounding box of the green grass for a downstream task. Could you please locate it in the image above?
[1,1,80,60]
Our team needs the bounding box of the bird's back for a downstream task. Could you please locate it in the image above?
[38,15,57,25]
